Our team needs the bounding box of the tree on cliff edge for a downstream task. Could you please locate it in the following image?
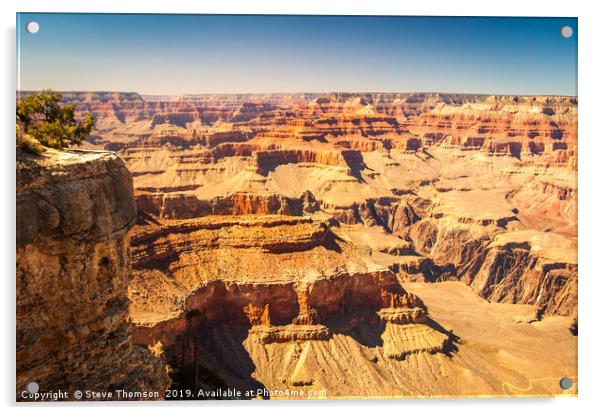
[16,90,94,152]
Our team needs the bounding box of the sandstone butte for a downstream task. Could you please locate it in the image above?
[16,92,577,400]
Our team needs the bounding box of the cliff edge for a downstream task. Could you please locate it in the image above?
[16,149,169,400]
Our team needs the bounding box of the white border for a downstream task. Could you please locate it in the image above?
[2,1,601,414]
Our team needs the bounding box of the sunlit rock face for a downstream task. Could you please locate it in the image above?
[43,91,577,398]
[16,149,170,400]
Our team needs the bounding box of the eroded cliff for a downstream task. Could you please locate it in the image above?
[16,149,170,400]
[128,213,453,396]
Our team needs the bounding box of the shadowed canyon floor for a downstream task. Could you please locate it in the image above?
[18,92,577,398]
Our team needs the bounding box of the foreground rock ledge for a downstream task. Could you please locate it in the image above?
[16,149,169,400]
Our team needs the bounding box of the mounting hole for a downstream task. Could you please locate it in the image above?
[26,381,39,394]
[26,21,40,34]
[560,26,573,39]
[559,377,573,390]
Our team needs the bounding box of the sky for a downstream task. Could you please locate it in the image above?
[17,14,578,96]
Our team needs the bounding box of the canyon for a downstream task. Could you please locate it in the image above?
[17,91,578,399]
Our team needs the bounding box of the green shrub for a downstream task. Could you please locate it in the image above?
[17,133,46,155]
[16,90,94,150]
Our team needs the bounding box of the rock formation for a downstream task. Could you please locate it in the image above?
[128,213,453,393]
[16,148,170,400]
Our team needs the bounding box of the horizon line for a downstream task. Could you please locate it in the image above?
[16,89,579,98]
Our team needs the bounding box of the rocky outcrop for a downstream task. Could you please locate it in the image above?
[128,211,452,394]
[16,149,169,400]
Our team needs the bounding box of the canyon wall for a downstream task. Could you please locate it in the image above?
[16,149,170,400]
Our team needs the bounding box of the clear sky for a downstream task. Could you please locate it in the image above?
[17,14,577,96]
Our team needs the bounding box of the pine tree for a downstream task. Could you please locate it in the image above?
[16,90,94,151]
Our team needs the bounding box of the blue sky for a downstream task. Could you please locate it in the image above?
[17,14,577,95]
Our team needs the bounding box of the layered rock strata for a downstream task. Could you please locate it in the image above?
[17,91,578,397]
[60,91,576,322]
[128,213,451,394]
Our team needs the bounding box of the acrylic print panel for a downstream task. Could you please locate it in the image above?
[16,13,578,401]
